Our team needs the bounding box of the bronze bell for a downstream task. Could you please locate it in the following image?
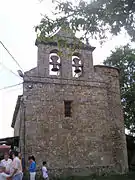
[51,65,59,72]
[73,57,81,74]
[50,55,59,72]
[74,67,81,73]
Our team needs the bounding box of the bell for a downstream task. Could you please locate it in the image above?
[51,67,59,72]
[74,68,81,73]
[51,55,59,61]
[50,55,59,72]
[73,57,81,73]
[73,57,80,65]
[51,64,59,72]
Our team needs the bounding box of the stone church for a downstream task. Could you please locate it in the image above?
[11,28,128,175]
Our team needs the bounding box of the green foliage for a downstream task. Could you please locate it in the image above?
[36,0,135,42]
[103,45,135,133]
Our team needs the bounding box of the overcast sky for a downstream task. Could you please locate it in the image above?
[0,0,133,138]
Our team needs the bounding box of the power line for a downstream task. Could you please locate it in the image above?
[0,41,32,81]
[0,62,22,79]
[0,41,24,72]
[0,83,22,91]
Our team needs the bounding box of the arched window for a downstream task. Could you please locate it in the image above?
[49,49,61,76]
[72,52,82,77]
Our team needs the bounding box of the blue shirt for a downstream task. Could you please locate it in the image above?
[29,161,36,172]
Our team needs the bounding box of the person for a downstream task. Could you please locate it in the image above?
[1,153,12,174]
[28,156,36,180]
[18,153,25,173]
[11,151,22,180]
[42,161,49,180]
[0,166,11,180]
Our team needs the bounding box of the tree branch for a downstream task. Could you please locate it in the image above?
[128,0,135,12]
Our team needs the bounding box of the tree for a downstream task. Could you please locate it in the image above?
[36,0,135,42]
[103,45,135,133]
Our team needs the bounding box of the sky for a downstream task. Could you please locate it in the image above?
[0,0,133,138]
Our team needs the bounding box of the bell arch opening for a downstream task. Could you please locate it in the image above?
[72,52,82,78]
[49,49,61,76]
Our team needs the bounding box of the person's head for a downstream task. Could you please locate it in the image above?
[28,155,35,163]
[11,151,18,159]
[43,161,46,166]
[0,166,6,173]
[31,156,35,161]
[4,153,9,161]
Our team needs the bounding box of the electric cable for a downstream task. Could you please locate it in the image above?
[0,62,21,79]
[0,82,23,91]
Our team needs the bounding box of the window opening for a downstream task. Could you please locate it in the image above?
[49,49,61,76]
[72,52,82,77]
[64,101,72,117]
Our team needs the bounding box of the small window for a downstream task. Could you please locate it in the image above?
[64,101,72,117]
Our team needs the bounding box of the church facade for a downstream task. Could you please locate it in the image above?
[11,28,128,176]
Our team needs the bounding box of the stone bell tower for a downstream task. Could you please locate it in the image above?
[35,28,95,79]
[21,27,128,176]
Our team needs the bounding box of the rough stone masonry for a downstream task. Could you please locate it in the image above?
[11,28,128,176]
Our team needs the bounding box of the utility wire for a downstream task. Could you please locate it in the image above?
[0,41,24,72]
[0,41,32,81]
[0,62,22,79]
[0,82,22,91]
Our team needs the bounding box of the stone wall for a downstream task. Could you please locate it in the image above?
[19,100,25,157]
[13,97,25,154]
[94,65,128,173]
[14,109,20,137]
[21,65,128,175]
[15,31,128,175]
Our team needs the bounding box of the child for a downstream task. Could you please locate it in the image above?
[0,166,11,180]
[42,161,49,180]
[28,156,36,180]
